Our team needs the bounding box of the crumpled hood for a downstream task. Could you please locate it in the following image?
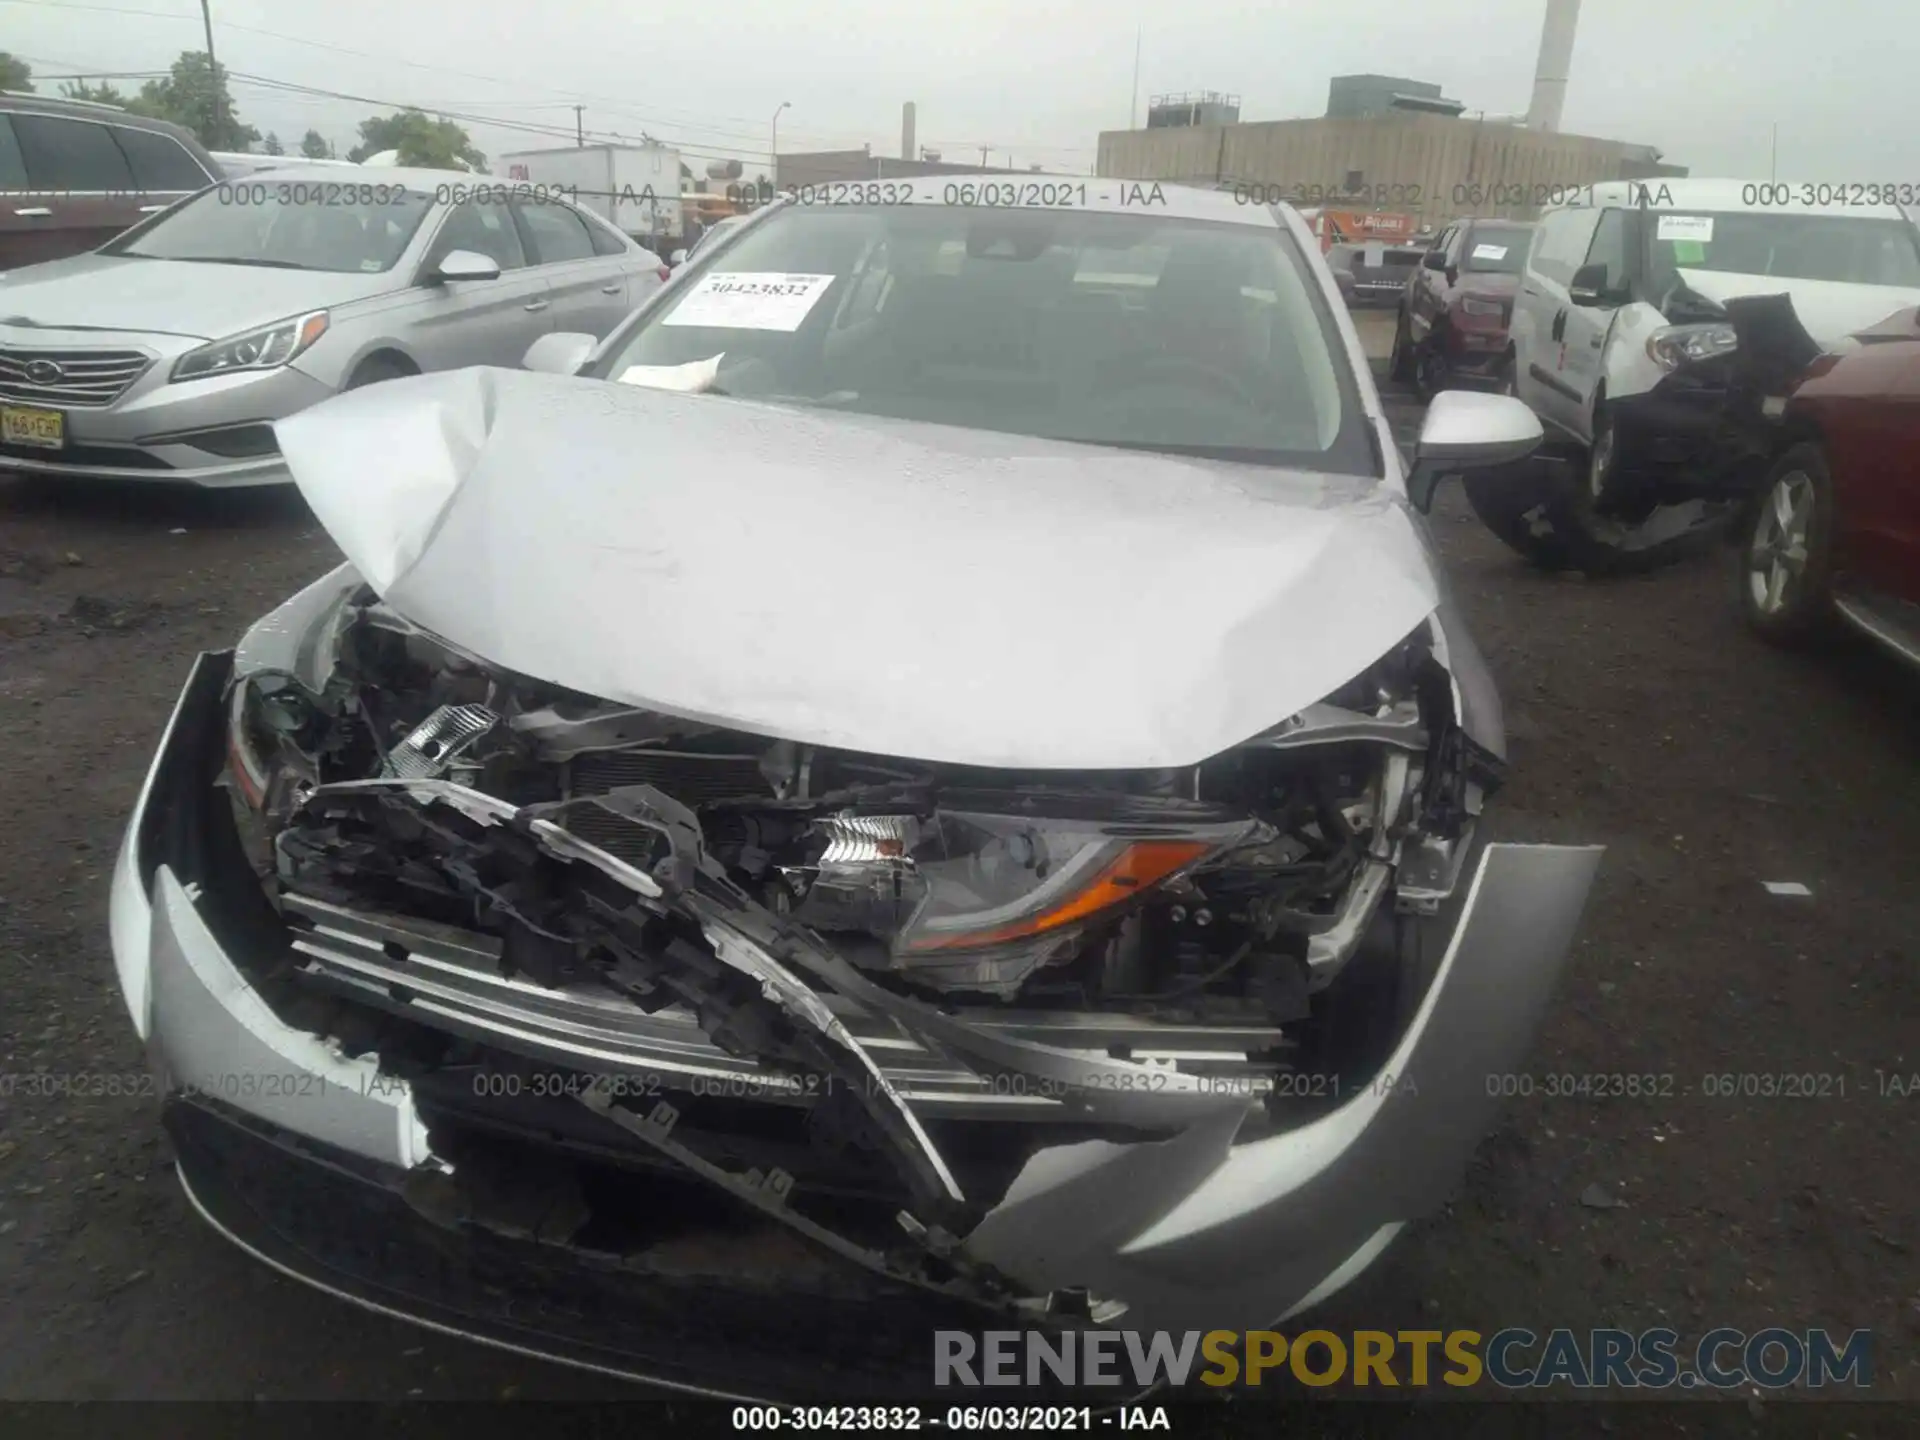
[1676,268,1920,346]
[273,367,1440,770]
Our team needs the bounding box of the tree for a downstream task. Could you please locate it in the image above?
[299,129,331,160]
[263,132,283,155]
[61,81,129,107]
[347,111,483,170]
[132,51,259,150]
[0,53,31,92]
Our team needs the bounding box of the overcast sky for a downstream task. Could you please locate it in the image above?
[3,0,1912,179]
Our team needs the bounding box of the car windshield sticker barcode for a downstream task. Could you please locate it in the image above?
[662,273,837,331]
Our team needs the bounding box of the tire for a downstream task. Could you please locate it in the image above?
[1739,442,1836,644]
[1389,307,1414,383]
[1491,349,1517,398]
[345,355,415,390]
[1412,329,1450,401]
[1585,403,1618,502]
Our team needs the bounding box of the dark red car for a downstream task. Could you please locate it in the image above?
[1740,307,1920,665]
[1390,218,1535,397]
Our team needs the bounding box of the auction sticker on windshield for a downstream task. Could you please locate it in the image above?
[663,273,836,331]
[1656,215,1715,242]
[1471,244,1509,260]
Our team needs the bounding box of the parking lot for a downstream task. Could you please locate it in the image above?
[0,315,1916,1405]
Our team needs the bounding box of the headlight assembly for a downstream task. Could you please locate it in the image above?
[1646,322,1737,371]
[172,310,330,383]
[792,810,1258,962]
[225,673,323,816]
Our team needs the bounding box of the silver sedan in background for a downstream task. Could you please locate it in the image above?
[0,164,667,486]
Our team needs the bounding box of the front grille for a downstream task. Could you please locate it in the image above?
[566,748,771,859]
[0,346,152,408]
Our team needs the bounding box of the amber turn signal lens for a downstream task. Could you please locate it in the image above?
[903,839,1210,952]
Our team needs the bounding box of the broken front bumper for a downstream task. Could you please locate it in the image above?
[110,652,1602,1387]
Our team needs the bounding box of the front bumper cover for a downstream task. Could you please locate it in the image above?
[0,352,326,487]
[111,651,1602,1388]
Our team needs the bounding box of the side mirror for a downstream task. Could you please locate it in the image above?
[1405,391,1543,513]
[1423,251,1449,271]
[669,248,689,267]
[431,249,501,283]
[1569,261,1617,306]
[521,331,596,375]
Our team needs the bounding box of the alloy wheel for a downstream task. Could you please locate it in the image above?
[1587,422,1616,503]
[1747,470,1815,615]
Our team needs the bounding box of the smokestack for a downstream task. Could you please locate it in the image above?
[1526,0,1582,132]
[901,102,917,162]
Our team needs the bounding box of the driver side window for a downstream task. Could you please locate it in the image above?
[427,199,526,272]
[1582,208,1628,293]
[1530,207,1601,285]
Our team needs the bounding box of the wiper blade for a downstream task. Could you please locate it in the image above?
[1056,437,1296,463]
[131,255,317,270]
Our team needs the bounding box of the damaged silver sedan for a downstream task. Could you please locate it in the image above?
[109,180,1601,1396]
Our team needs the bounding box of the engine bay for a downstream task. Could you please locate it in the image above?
[239,590,1497,1033]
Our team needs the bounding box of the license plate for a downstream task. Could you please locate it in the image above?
[0,405,65,450]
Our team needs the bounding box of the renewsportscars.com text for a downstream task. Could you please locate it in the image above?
[934,1327,1873,1390]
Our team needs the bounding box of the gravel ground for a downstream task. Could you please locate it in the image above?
[1,324,1916,1412]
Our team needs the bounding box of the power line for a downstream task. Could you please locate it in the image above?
[0,0,867,150]
[223,72,779,171]
[6,0,1094,163]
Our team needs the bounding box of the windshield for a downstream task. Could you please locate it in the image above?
[107,182,436,273]
[596,196,1374,473]
[1462,225,1532,275]
[1648,210,1920,287]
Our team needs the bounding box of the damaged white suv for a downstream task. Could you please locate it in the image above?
[110,178,1601,1395]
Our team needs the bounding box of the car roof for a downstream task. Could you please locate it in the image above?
[0,89,213,152]
[777,172,1287,228]
[1553,179,1909,220]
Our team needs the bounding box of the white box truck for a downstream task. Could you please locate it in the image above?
[498,144,684,249]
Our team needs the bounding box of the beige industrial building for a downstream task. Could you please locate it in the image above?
[1095,110,1685,228]
[1099,0,1685,228]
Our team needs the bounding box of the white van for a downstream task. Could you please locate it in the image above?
[1491,179,1920,570]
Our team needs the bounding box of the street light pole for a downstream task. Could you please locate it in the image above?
[771,101,790,189]
[199,0,221,146]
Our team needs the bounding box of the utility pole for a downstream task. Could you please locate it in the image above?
[199,0,221,146]
[978,144,989,168]
[575,105,585,146]
[1769,122,1777,181]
